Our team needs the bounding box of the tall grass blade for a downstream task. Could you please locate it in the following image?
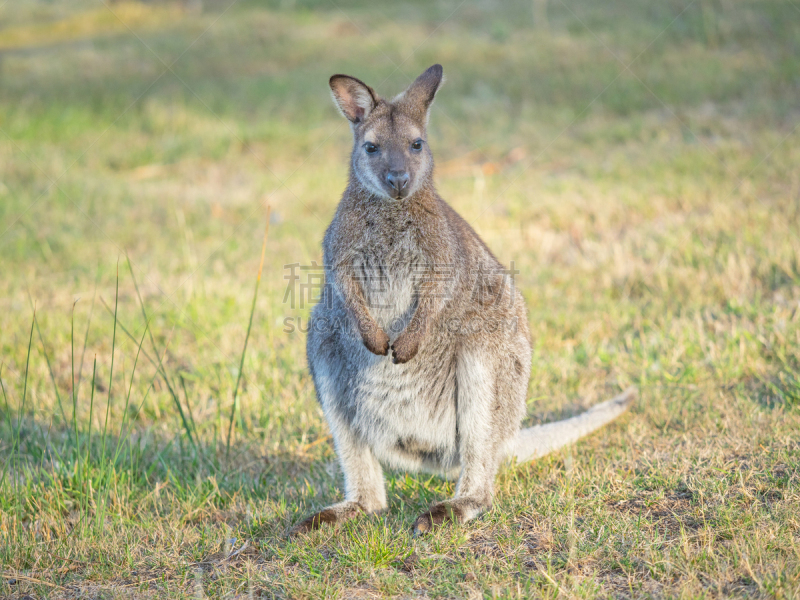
[101,263,120,460]
[125,255,197,449]
[75,285,97,401]
[0,365,12,489]
[0,365,8,423]
[101,301,194,443]
[226,206,271,458]
[71,299,80,457]
[75,355,97,535]
[113,320,149,464]
[179,373,198,446]
[86,357,97,467]
[126,254,171,381]
[17,307,37,449]
[31,308,67,424]
[99,299,156,369]
[97,302,206,466]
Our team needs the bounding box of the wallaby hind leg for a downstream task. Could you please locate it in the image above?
[412,348,523,534]
[289,422,386,535]
[290,373,387,536]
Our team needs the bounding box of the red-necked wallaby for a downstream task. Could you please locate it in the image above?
[295,64,635,536]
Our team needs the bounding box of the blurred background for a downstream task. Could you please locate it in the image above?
[1,0,799,596]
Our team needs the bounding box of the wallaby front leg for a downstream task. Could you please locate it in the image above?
[290,408,386,536]
[391,265,449,364]
[389,299,428,364]
[412,349,502,533]
[333,264,389,356]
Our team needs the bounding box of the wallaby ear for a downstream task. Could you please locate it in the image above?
[329,75,379,124]
[396,64,444,123]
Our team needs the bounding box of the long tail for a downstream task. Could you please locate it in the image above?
[512,387,637,463]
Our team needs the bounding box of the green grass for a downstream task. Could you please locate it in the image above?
[1,0,799,597]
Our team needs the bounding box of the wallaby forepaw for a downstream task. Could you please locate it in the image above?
[363,328,390,356]
[391,334,420,364]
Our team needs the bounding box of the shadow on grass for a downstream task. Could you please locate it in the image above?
[739,369,800,409]
[0,412,333,521]
[0,411,462,545]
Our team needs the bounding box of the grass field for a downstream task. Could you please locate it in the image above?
[1,0,800,597]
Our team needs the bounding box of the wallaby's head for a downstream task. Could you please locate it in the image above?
[329,64,444,201]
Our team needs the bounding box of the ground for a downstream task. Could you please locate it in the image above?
[0,0,799,598]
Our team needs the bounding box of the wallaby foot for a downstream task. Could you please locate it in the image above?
[411,497,490,535]
[288,501,364,537]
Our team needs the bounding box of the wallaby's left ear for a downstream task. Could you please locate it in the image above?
[396,64,444,123]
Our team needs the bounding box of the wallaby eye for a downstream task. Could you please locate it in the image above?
[411,139,423,151]
[364,142,378,154]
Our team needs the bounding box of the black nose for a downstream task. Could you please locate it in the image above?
[386,171,409,193]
